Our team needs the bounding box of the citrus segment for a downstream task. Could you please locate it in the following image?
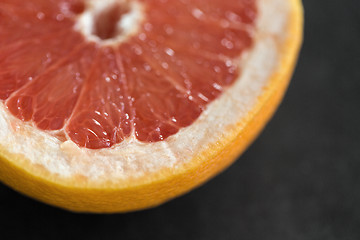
[6,44,96,130]
[0,30,85,100]
[65,46,133,149]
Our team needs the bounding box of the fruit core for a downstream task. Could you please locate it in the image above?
[0,0,257,149]
[75,0,143,44]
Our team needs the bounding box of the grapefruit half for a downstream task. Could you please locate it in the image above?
[0,0,303,213]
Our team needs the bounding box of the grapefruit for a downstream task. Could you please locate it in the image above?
[0,0,303,213]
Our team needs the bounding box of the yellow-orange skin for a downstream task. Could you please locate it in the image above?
[0,0,303,213]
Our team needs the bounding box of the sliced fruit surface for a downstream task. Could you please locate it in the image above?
[1,0,256,149]
[0,0,303,213]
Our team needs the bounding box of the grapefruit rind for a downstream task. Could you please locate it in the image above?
[0,0,303,212]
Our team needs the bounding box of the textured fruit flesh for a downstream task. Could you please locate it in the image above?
[0,0,257,149]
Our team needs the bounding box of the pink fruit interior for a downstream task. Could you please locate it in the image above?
[0,0,257,149]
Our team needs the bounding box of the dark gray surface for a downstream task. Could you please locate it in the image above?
[1,0,360,239]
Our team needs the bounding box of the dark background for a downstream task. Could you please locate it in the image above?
[1,0,359,239]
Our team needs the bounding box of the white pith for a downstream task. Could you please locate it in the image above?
[74,0,143,45]
[0,0,290,181]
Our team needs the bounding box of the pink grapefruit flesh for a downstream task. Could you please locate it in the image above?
[0,0,257,149]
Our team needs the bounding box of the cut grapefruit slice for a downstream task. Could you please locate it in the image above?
[0,0,303,212]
